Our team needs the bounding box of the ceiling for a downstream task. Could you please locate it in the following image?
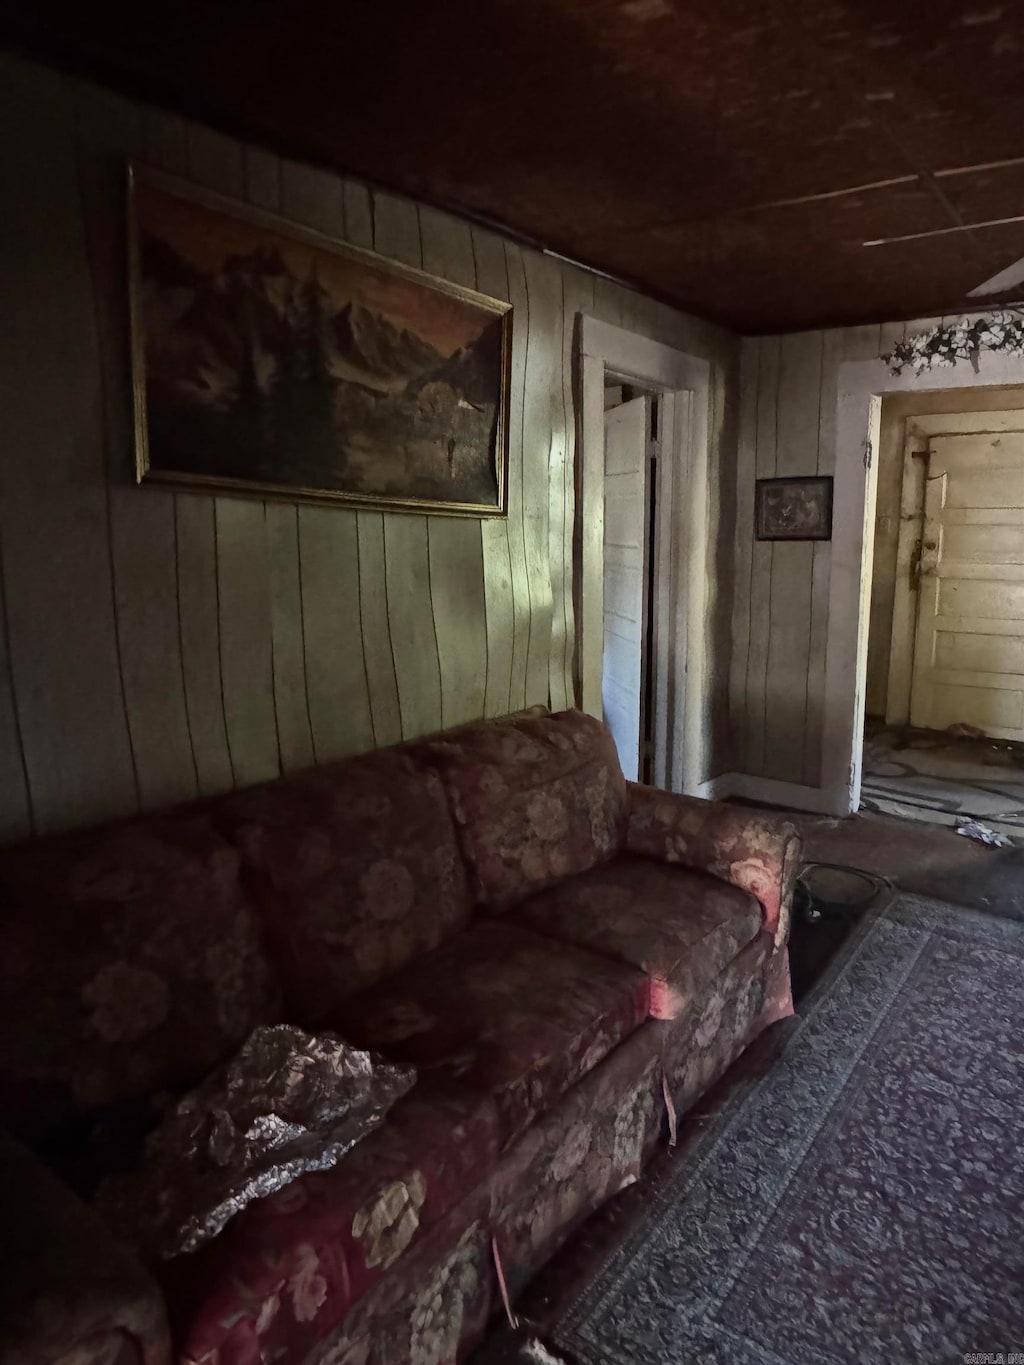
[5,0,1024,332]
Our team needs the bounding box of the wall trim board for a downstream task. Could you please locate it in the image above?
[697,771,838,814]
[885,423,927,727]
[578,315,712,794]
[825,348,1024,816]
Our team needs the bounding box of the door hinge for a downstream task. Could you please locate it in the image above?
[863,440,873,470]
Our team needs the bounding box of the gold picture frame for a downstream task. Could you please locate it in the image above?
[128,165,511,517]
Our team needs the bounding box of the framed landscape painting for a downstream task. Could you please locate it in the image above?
[128,166,511,516]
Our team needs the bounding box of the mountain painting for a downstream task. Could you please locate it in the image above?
[129,168,511,515]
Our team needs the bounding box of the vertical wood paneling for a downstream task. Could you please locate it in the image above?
[142,106,235,799]
[345,178,402,746]
[355,513,401,745]
[214,499,280,785]
[0,52,745,841]
[763,332,822,782]
[744,336,780,775]
[241,151,316,774]
[143,106,186,171]
[278,162,376,760]
[503,241,532,711]
[561,265,595,708]
[343,180,374,248]
[0,59,139,834]
[76,84,200,811]
[734,317,992,789]
[265,504,316,773]
[518,253,567,712]
[730,339,759,768]
[275,159,375,763]
[803,328,844,784]
[242,143,279,210]
[541,256,571,713]
[0,539,31,841]
[420,206,489,728]
[187,125,280,788]
[592,277,625,327]
[299,507,375,761]
[383,514,443,737]
[374,191,443,738]
[174,494,234,795]
[473,227,518,717]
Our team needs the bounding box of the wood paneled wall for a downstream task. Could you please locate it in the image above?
[0,54,738,842]
[728,315,977,787]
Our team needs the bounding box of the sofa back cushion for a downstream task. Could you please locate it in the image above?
[412,709,627,908]
[0,814,279,1145]
[214,750,472,1022]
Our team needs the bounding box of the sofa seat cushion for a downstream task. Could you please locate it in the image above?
[411,709,627,908]
[333,921,648,1147]
[214,749,472,1024]
[509,854,764,1021]
[0,814,279,1148]
[165,1077,499,1364]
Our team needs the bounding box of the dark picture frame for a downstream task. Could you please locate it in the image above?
[128,165,512,517]
[755,475,834,541]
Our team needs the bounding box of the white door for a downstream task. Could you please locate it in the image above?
[602,395,651,779]
[911,431,1024,741]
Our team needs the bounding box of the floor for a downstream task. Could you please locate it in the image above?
[473,804,1024,1362]
[859,719,1024,842]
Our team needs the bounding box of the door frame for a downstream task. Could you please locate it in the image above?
[601,393,653,783]
[886,407,1024,726]
[824,346,1024,815]
[578,315,712,796]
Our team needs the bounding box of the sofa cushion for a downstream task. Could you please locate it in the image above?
[488,1022,663,1299]
[214,750,472,1023]
[0,814,279,1145]
[412,709,627,908]
[509,854,764,1020]
[0,1128,171,1365]
[333,921,648,1147]
[164,1077,499,1363]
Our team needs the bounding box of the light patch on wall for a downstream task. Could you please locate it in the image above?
[967,255,1024,297]
[960,5,1004,24]
[620,0,672,21]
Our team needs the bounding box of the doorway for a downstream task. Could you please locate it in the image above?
[577,315,714,798]
[859,388,1024,838]
[601,382,660,782]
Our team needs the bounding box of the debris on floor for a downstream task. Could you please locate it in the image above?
[521,1341,571,1365]
[860,720,1024,840]
[946,722,987,740]
[956,819,1013,848]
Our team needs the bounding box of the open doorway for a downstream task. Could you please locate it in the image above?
[859,386,1024,839]
[577,315,713,798]
[601,381,660,782]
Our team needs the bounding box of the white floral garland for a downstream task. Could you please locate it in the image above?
[883,311,1024,376]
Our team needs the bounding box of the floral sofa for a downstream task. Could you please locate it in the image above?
[0,708,800,1365]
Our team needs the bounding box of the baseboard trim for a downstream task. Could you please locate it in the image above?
[696,772,844,816]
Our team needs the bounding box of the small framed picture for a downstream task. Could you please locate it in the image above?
[755,476,833,541]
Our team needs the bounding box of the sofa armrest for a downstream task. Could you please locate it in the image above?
[0,1129,170,1365]
[624,783,802,949]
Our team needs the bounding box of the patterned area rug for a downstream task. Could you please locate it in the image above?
[553,895,1024,1363]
